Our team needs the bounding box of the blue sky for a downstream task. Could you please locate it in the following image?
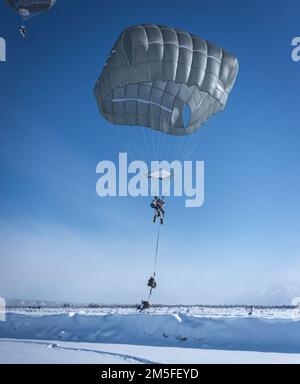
[0,0,300,304]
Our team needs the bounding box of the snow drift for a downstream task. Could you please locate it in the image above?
[1,312,300,353]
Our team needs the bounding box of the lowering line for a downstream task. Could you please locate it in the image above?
[153,224,161,277]
[148,224,161,300]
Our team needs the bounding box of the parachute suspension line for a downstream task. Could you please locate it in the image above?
[174,87,198,159]
[142,126,151,166]
[152,129,158,164]
[186,126,210,159]
[145,126,154,166]
[157,130,162,161]
[177,93,210,160]
[130,126,145,160]
[178,113,218,162]
[138,127,149,164]
[112,126,130,158]
[183,120,211,161]
[184,113,221,161]
[120,135,137,162]
[116,124,149,164]
[141,130,147,164]
[134,84,147,163]
[124,127,140,160]
[121,126,145,162]
[111,126,139,163]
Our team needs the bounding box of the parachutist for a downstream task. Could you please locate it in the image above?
[19,25,28,41]
[151,196,165,224]
[248,306,254,316]
[147,276,157,289]
[7,1,57,26]
[138,300,150,312]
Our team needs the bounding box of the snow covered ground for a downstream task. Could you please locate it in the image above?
[5,304,297,318]
[1,339,300,364]
[1,308,300,364]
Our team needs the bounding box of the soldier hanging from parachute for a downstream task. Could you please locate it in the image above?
[94,24,239,310]
[6,0,58,40]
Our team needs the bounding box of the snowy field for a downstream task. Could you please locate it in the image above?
[1,306,300,364]
[1,340,300,364]
[4,304,298,318]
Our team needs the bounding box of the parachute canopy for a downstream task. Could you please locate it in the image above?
[6,0,57,20]
[94,24,238,136]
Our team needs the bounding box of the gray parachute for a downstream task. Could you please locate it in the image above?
[6,0,57,20]
[94,24,238,136]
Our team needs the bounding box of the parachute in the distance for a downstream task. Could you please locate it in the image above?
[6,0,58,20]
[94,24,239,136]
